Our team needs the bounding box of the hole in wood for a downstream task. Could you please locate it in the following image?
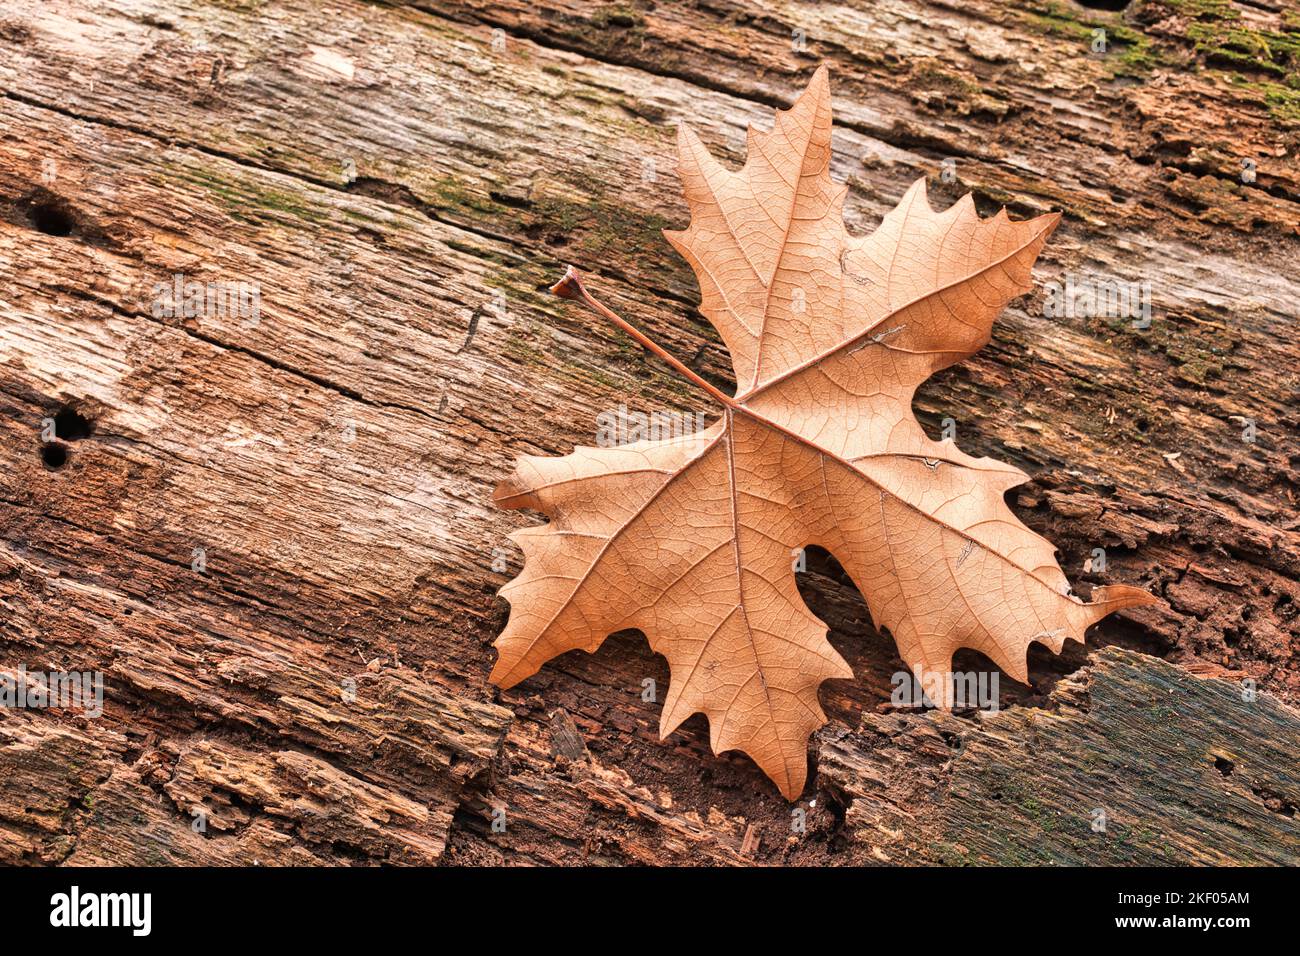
[1074,0,1129,9]
[41,443,68,469]
[53,407,93,441]
[29,201,74,236]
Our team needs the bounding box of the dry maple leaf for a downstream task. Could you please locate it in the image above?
[491,66,1156,799]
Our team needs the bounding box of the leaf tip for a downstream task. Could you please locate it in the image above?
[903,175,934,214]
[1092,582,1161,612]
[808,62,831,95]
[490,627,545,689]
[491,475,524,509]
[1043,209,1064,238]
[487,653,519,689]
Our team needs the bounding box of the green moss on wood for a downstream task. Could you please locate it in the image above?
[1024,1,1163,77]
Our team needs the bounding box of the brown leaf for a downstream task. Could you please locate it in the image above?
[491,66,1156,800]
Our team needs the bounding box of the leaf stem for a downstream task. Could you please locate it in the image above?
[550,266,737,411]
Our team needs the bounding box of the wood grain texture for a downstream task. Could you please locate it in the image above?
[0,0,1296,863]
[818,646,1300,865]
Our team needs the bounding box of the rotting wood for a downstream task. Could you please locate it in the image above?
[818,647,1300,865]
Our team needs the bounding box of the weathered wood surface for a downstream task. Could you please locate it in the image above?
[0,0,1296,865]
[818,647,1299,865]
